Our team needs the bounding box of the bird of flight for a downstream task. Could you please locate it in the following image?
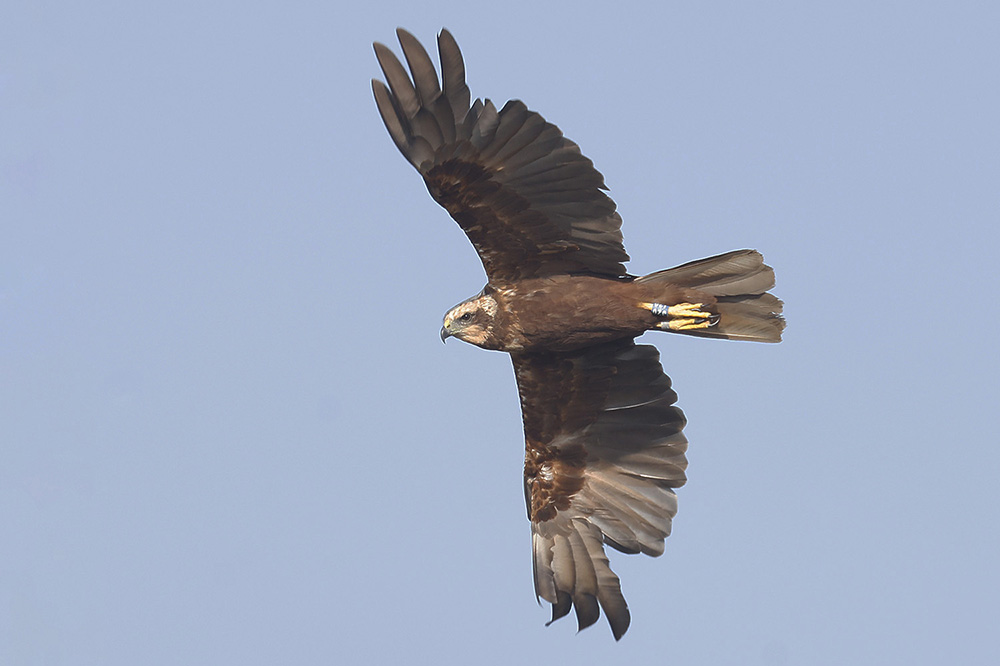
[372,28,784,640]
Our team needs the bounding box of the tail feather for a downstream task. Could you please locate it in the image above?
[697,293,784,342]
[638,250,785,343]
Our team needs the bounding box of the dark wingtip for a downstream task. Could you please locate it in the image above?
[395,27,420,52]
[573,594,601,634]
[372,41,391,61]
[609,611,630,641]
[545,591,572,627]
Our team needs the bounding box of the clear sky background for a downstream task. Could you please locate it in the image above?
[4,1,999,664]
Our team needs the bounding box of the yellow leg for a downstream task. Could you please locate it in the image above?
[644,301,720,331]
[641,301,713,318]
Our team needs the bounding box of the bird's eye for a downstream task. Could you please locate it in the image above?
[459,312,473,322]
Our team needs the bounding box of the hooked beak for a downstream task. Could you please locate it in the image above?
[440,318,452,343]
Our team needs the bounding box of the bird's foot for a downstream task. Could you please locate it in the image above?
[656,318,717,331]
[668,303,713,319]
[643,302,720,331]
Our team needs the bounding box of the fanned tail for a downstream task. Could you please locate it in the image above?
[637,249,785,343]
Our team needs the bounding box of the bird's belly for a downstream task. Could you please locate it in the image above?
[503,289,648,352]
[518,327,636,352]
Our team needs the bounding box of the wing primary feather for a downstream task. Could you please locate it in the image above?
[547,591,572,626]
[396,28,441,104]
[408,107,445,153]
[567,526,601,632]
[550,534,575,595]
[373,42,419,118]
[395,28,456,147]
[371,79,410,158]
[438,29,471,123]
[578,521,631,640]
[532,532,558,603]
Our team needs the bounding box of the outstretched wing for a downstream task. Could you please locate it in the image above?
[372,29,630,286]
[512,339,688,640]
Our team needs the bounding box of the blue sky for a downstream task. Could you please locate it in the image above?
[3,1,999,664]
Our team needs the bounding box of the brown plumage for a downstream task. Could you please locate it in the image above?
[372,28,784,640]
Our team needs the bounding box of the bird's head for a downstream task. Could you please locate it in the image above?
[441,291,498,348]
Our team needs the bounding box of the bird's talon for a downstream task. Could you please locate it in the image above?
[657,318,714,331]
